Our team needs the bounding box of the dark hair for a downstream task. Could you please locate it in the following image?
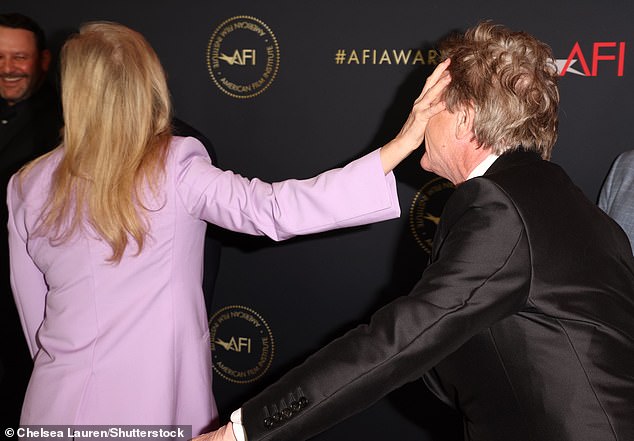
[0,12,47,51]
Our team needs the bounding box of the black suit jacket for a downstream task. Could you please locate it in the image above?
[240,150,634,441]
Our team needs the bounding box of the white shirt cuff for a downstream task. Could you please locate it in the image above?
[230,408,246,441]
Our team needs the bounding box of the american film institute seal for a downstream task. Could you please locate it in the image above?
[409,176,455,256]
[209,305,275,384]
[206,16,280,99]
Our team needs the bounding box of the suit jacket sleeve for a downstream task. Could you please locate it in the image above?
[239,178,532,441]
[174,137,400,240]
[597,151,634,251]
[598,153,623,212]
[7,175,48,357]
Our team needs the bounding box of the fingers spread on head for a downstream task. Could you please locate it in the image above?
[417,59,452,102]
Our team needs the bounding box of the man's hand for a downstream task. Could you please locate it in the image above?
[191,423,236,441]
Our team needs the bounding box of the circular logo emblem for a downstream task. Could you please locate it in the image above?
[206,16,280,99]
[409,177,455,256]
[209,305,275,384]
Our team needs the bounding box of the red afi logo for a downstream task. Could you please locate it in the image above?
[557,42,626,77]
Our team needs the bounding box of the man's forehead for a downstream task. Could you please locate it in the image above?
[0,26,39,52]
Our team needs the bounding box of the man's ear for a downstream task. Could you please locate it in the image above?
[40,49,52,73]
[454,104,475,141]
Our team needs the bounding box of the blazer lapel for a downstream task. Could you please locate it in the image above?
[430,148,543,262]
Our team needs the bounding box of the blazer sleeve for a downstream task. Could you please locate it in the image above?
[598,151,634,212]
[598,153,623,212]
[7,175,48,357]
[239,178,532,441]
[174,137,400,240]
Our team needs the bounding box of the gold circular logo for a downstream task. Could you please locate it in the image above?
[206,16,280,99]
[208,305,275,384]
[409,177,455,255]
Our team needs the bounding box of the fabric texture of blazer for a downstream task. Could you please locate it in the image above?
[7,136,400,435]
[239,150,634,441]
[599,149,634,253]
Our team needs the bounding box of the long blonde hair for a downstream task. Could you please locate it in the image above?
[33,22,172,263]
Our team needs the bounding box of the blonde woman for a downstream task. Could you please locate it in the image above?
[7,22,450,434]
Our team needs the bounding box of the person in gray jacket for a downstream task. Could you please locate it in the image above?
[599,149,634,253]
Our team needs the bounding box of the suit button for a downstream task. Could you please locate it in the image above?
[289,400,301,412]
[281,407,293,419]
[264,417,275,428]
[298,396,309,408]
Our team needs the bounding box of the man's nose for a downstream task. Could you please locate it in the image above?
[0,58,15,73]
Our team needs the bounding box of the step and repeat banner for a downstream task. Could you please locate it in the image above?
[4,1,632,440]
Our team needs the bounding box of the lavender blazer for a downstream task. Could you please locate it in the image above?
[7,136,400,435]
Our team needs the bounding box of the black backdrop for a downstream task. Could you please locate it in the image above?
[3,1,633,440]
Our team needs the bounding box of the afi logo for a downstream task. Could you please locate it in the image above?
[219,49,257,66]
[215,337,252,353]
[556,42,626,76]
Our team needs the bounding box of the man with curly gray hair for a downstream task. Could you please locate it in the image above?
[199,22,634,441]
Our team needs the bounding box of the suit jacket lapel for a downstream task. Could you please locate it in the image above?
[430,148,543,262]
